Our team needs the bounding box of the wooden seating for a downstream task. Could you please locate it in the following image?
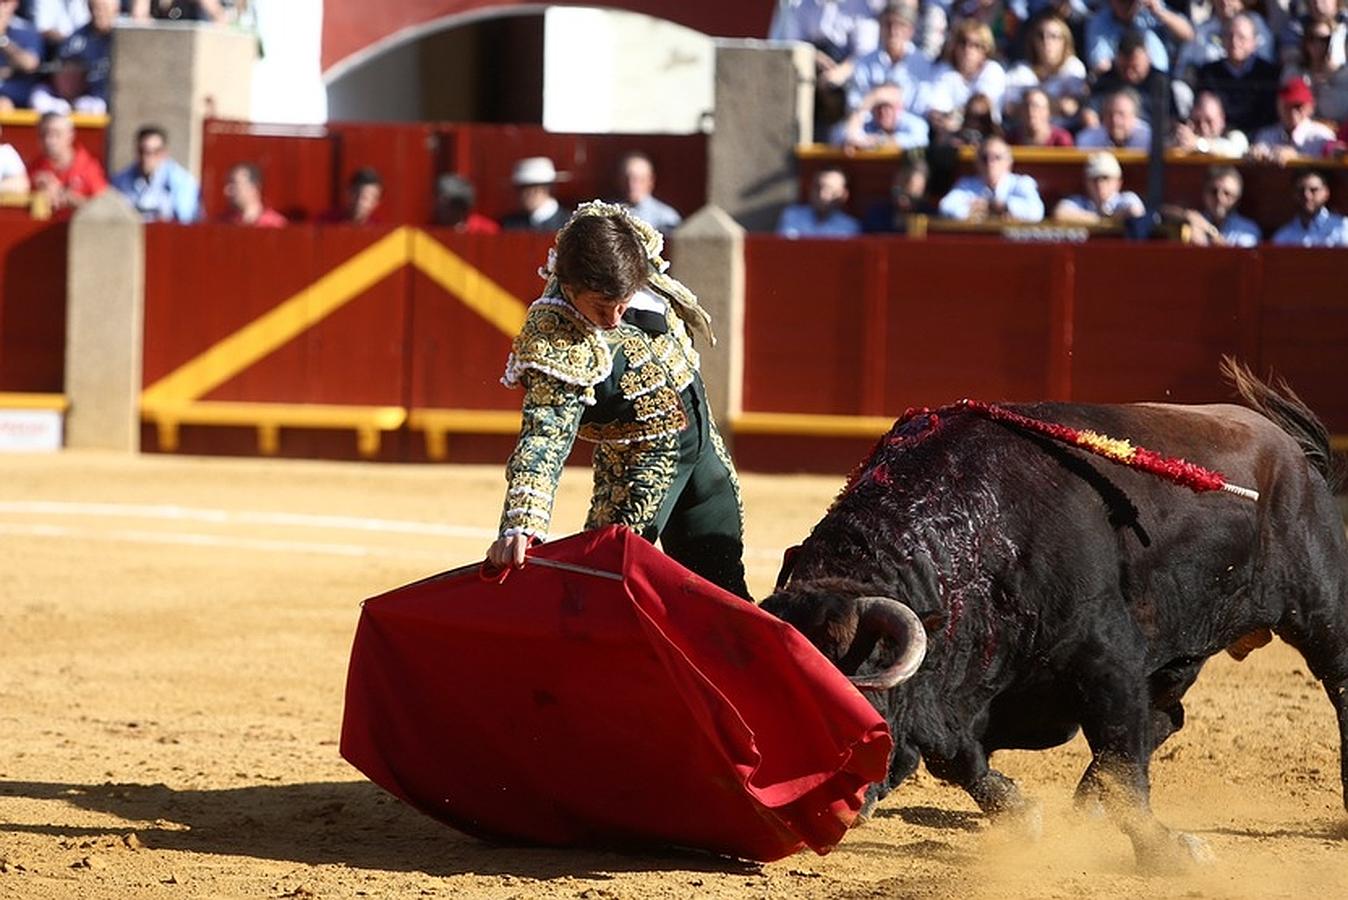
[407,408,522,461]
[141,401,407,458]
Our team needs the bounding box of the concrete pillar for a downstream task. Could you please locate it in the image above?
[65,192,145,451]
[708,40,814,233]
[671,205,744,439]
[107,23,256,179]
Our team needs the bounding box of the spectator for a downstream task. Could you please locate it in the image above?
[109,124,200,222]
[1091,30,1186,126]
[127,0,230,22]
[616,150,681,236]
[925,19,1007,127]
[837,81,931,149]
[218,162,285,227]
[771,0,886,140]
[1278,0,1348,70]
[0,123,28,195]
[0,0,43,111]
[1270,168,1348,245]
[952,91,1002,146]
[432,173,499,233]
[776,165,862,237]
[1077,88,1154,148]
[501,156,571,232]
[846,1,933,114]
[1176,0,1276,78]
[31,0,113,114]
[1052,151,1146,223]
[937,135,1045,222]
[1160,165,1262,246]
[1250,76,1337,160]
[861,156,936,232]
[1285,17,1348,121]
[318,166,382,225]
[1003,14,1087,121]
[28,110,104,212]
[1195,14,1282,135]
[1084,0,1194,73]
[1171,90,1250,156]
[30,0,87,45]
[1007,86,1075,146]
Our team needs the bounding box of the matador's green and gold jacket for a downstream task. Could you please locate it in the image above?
[497,292,734,539]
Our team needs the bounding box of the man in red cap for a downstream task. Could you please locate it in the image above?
[1251,78,1337,162]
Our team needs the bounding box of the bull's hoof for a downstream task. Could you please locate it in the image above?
[990,797,1043,842]
[1136,830,1216,873]
[851,793,878,828]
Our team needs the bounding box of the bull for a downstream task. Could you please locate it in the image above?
[762,360,1348,870]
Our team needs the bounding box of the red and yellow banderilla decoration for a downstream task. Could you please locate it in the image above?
[901,400,1261,502]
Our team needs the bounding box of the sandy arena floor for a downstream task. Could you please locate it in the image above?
[1,451,1346,900]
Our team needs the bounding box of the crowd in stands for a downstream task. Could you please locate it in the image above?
[769,0,1348,245]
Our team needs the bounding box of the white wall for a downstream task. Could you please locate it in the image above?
[543,7,714,134]
[250,0,328,124]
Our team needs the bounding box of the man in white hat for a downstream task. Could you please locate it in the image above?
[1052,151,1146,224]
[501,156,572,231]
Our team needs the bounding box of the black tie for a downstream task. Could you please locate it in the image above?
[622,307,668,335]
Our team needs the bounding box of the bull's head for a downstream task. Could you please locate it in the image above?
[761,578,932,692]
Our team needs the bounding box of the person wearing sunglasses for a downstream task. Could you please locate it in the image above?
[937,135,1044,222]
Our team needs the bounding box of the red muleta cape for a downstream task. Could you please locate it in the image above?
[340,525,892,861]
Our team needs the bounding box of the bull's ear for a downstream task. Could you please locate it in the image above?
[918,609,948,634]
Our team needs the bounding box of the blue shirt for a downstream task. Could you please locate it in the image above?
[625,195,682,236]
[1084,9,1174,73]
[858,110,930,149]
[938,173,1045,223]
[111,157,201,223]
[0,17,44,106]
[1058,190,1145,219]
[1271,208,1348,247]
[1216,211,1261,247]
[1076,122,1153,151]
[58,23,112,102]
[847,46,933,112]
[776,204,861,238]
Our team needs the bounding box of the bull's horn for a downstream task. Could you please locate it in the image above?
[848,596,928,691]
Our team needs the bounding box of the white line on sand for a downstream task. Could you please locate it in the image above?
[0,501,783,564]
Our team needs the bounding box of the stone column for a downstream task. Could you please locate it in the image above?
[707,39,814,233]
[65,193,146,451]
[107,23,257,179]
[671,206,744,442]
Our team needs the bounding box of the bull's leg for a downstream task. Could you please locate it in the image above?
[924,743,1042,840]
[1273,616,1348,812]
[1072,646,1213,871]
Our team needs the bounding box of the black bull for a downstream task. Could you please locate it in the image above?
[762,363,1348,870]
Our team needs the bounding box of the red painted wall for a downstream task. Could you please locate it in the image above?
[0,219,68,393]
[735,236,1348,472]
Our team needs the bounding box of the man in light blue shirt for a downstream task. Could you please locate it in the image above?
[938,136,1045,223]
[846,1,933,114]
[1084,0,1195,74]
[776,165,861,238]
[1271,170,1348,247]
[834,82,929,150]
[110,125,201,223]
[1052,151,1146,223]
[617,151,682,237]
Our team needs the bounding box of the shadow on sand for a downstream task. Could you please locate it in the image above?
[0,779,765,879]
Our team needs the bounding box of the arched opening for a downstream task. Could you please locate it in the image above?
[325,6,714,133]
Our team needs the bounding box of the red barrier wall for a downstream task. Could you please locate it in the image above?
[736,235,1348,472]
[0,219,68,393]
[200,120,708,227]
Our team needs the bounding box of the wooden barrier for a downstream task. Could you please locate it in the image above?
[796,145,1348,238]
[734,235,1348,472]
[199,120,708,226]
[0,220,69,394]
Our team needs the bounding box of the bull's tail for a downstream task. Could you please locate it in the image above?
[1221,355,1343,493]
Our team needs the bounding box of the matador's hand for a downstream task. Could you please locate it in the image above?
[487,533,531,569]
